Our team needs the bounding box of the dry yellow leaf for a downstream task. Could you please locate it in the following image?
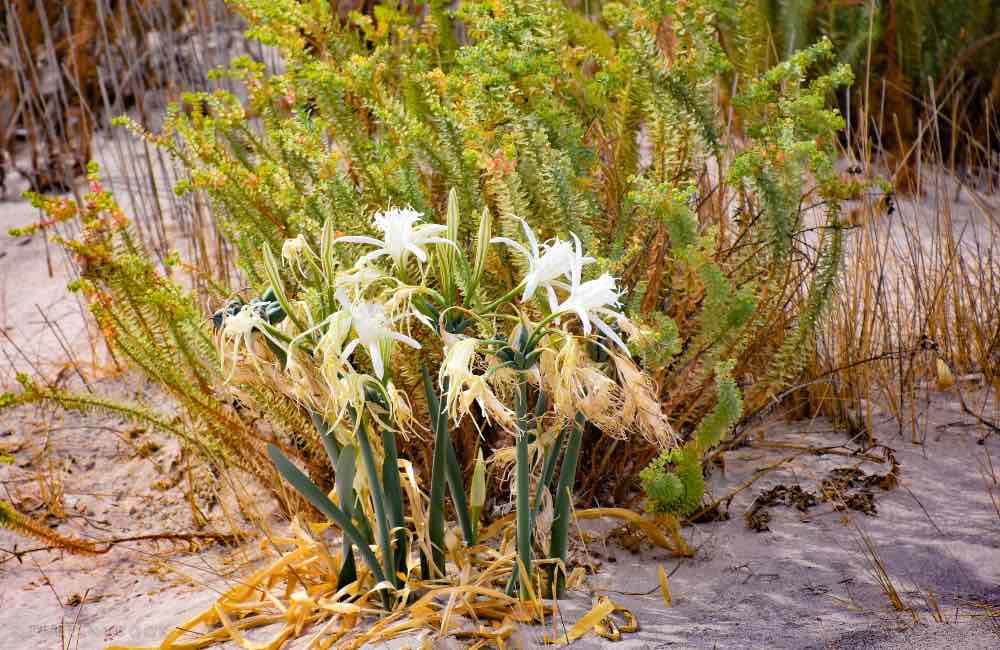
[544,597,616,644]
[658,564,672,607]
[308,521,332,535]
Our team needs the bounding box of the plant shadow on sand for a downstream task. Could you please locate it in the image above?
[528,392,999,650]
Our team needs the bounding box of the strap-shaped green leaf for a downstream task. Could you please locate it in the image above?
[355,421,398,588]
[534,426,564,518]
[310,410,340,467]
[514,381,533,597]
[548,413,585,597]
[335,444,356,519]
[379,425,408,576]
[422,366,447,578]
[266,444,385,584]
[444,428,474,545]
[262,244,306,331]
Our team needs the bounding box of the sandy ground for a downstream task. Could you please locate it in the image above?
[558,406,1000,649]
[0,181,93,381]
[1,378,997,649]
[0,374,255,648]
[1,145,998,647]
[0,130,195,384]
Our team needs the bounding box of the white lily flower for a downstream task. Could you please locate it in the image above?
[436,337,518,431]
[439,337,481,416]
[335,289,421,379]
[554,254,629,354]
[281,233,309,265]
[322,371,368,434]
[334,264,384,295]
[459,375,517,432]
[382,381,415,437]
[218,303,279,380]
[335,207,452,268]
[219,304,258,365]
[316,310,354,377]
[492,219,594,310]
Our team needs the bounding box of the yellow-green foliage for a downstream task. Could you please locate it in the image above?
[0,500,100,555]
[641,442,703,517]
[138,1,851,419]
[5,175,325,510]
[19,1,857,508]
[742,1,1000,150]
[747,0,1000,93]
[642,362,743,515]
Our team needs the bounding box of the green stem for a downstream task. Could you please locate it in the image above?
[534,427,565,519]
[523,312,565,352]
[514,379,532,598]
[380,425,408,576]
[477,281,525,315]
[548,413,585,598]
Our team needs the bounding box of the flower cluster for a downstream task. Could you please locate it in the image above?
[214,192,680,604]
[217,203,674,448]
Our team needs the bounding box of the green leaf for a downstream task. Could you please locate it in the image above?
[380,425,408,575]
[444,426,474,545]
[422,366,447,578]
[336,545,357,592]
[548,413,585,598]
[534,426,564,518]
[311,410,341,468]
[335,444,357,519]
[355,420,398,588]
[262,244,305,331]
[514,381,533,598]
[266,444,385,584]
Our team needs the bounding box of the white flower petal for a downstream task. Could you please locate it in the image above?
[521,276,539,303]
[341,338,360,362]
[426,236,460,251]
[546,285,559,313]
[520,218,540,258]
[335,235,383,247]
[592,315,629,355]
[490,236,530,258]
[416,224,448,237]
[358,249,391,265]
[389,331,422,349]
[405,243,428,262]
[368,344,385,379]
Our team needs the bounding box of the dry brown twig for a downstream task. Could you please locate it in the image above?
[0,529,243,566]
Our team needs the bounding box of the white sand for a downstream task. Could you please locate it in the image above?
[2,371,997,648]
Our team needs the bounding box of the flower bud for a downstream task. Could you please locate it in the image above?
[470,448,487,511]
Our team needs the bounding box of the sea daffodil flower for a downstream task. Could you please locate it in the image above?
[336,207,452,268]
[281,234,310,266]
[439,337,481,416]
[554,261,628,354]
[334,264,384,295]
[335,289,421,379]
[218,304,281,380]
[492,220,594,310]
